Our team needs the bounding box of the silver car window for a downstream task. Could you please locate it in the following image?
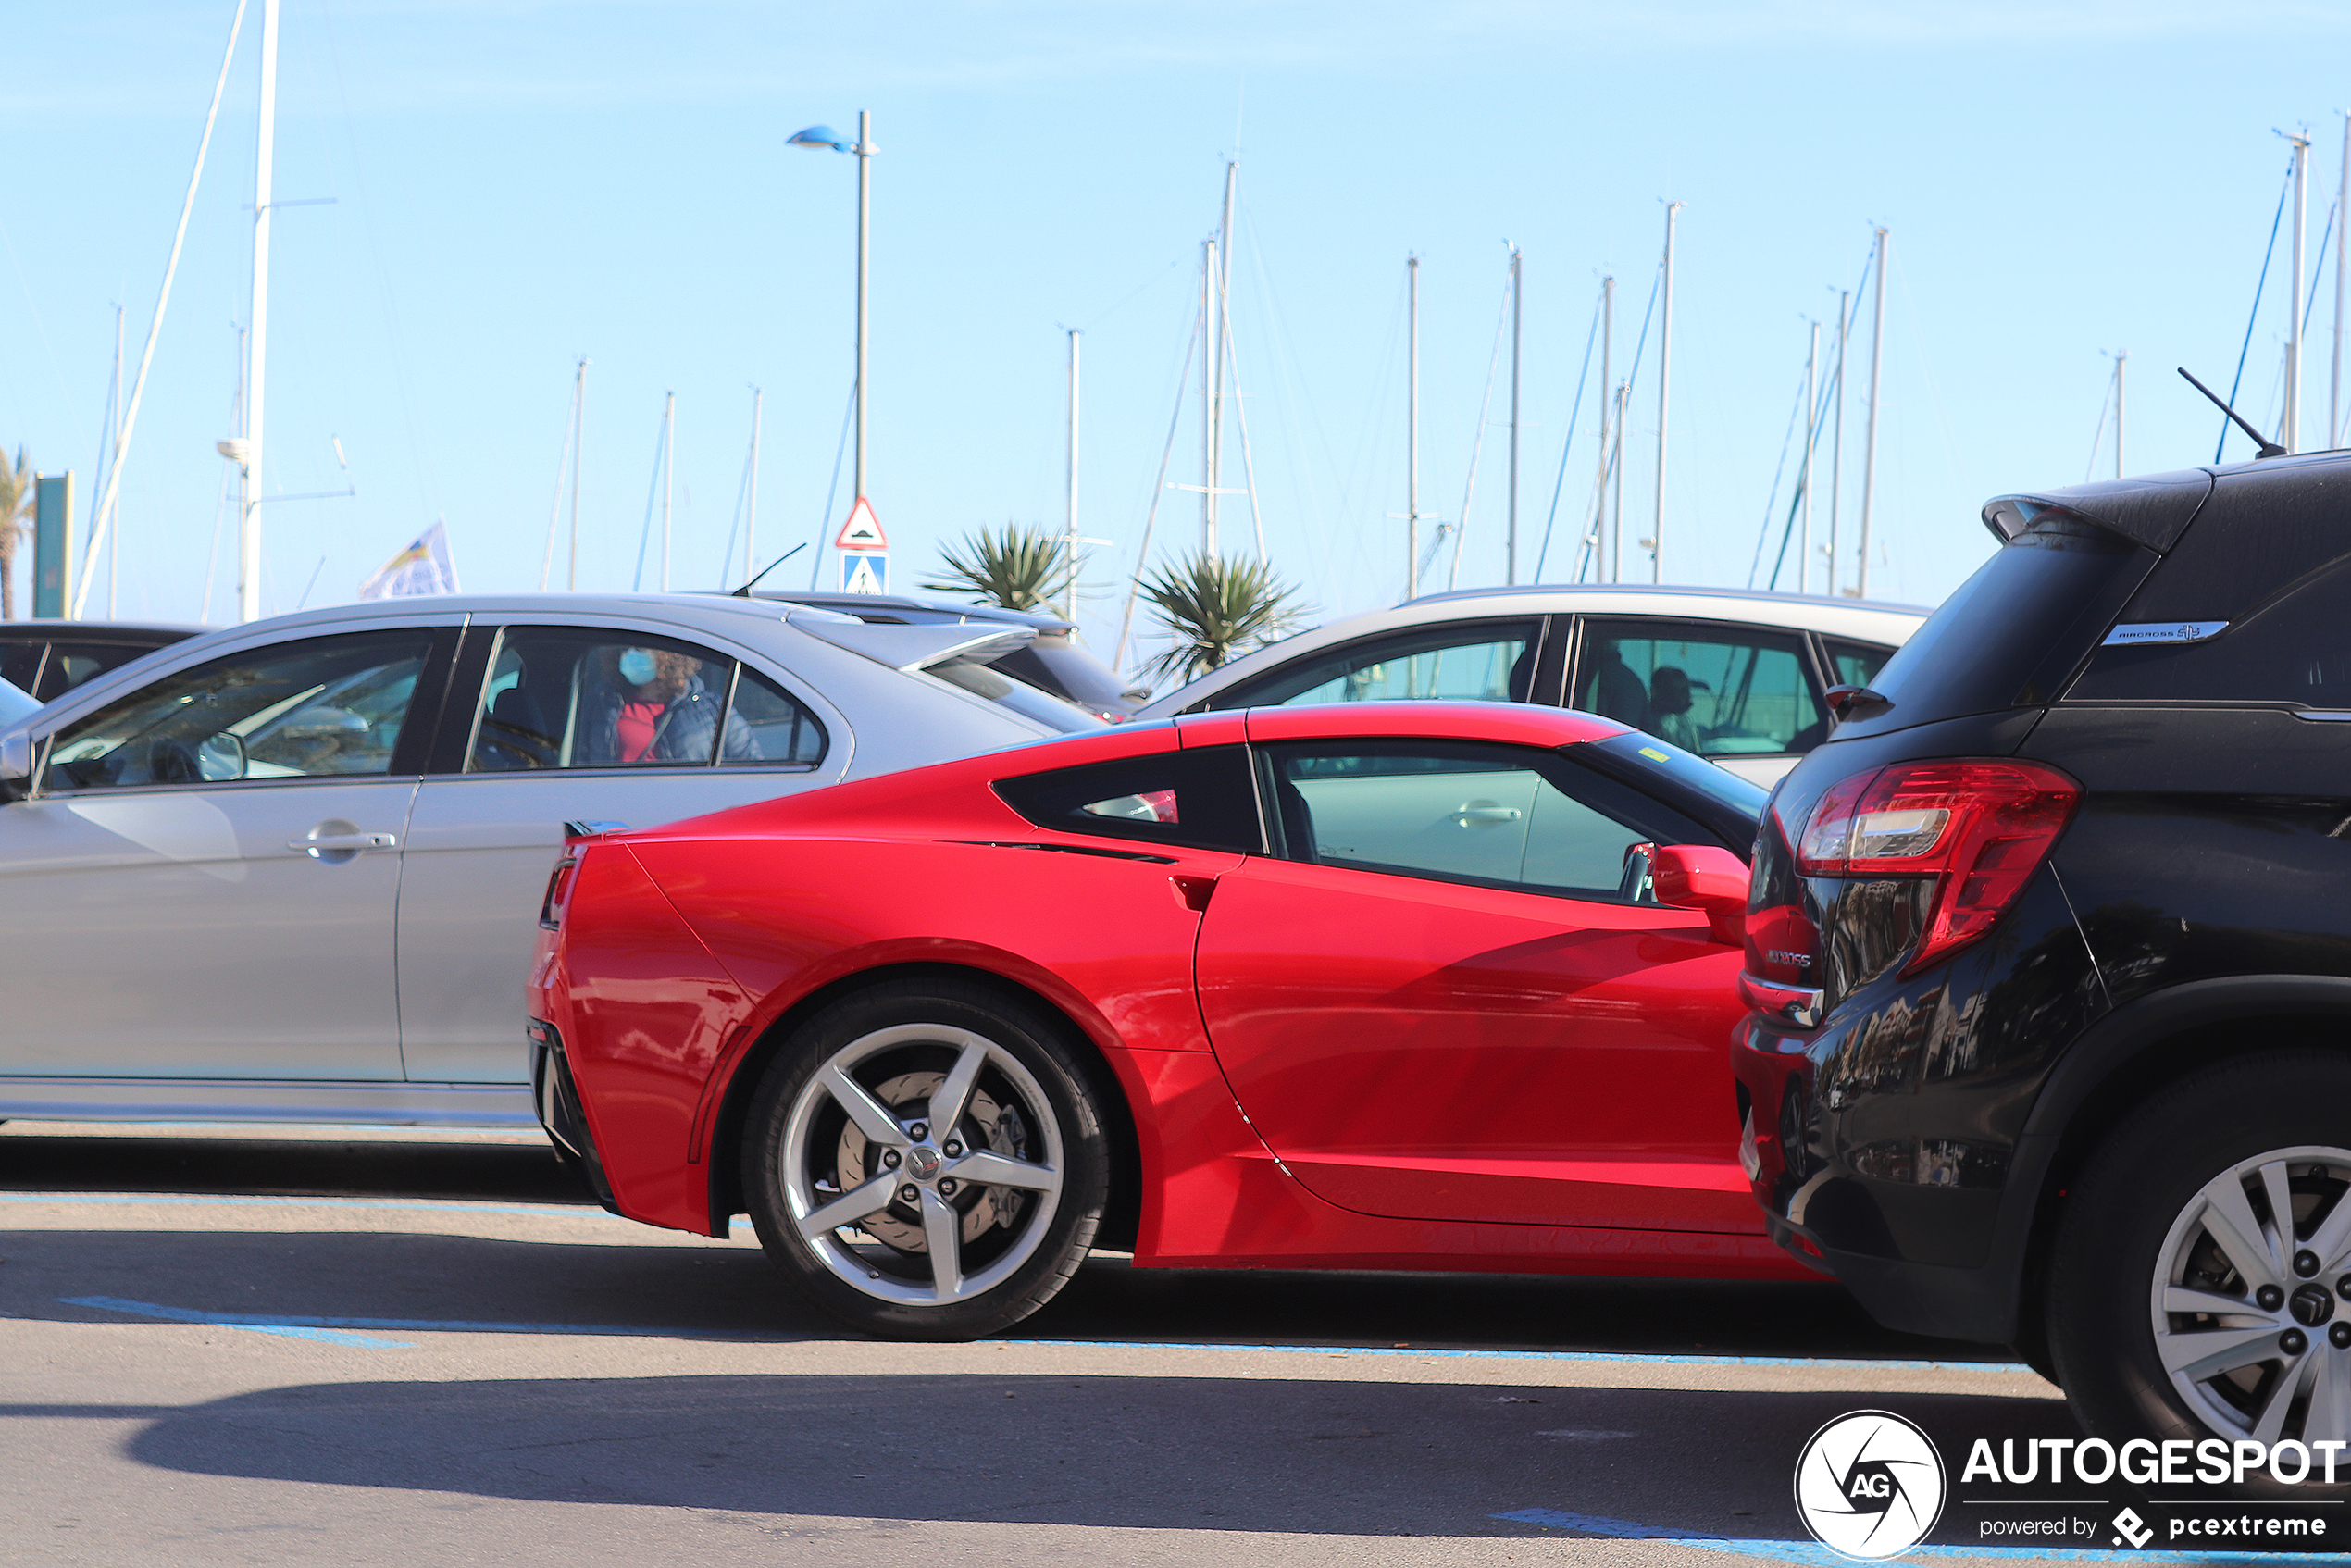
[44,631,432,790]
[1574,619,1824,759]
[467,626,825,772]
[1202,619,1542,710]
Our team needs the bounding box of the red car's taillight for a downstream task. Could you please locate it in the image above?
[1793,759,2079,974]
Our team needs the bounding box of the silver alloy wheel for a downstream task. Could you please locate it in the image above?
[2151,1144,2351,1444]
[778,1022,1064,1309]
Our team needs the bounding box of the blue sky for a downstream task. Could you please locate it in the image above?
[7,2,2350,679]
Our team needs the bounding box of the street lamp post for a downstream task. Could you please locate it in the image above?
[790,113,877,516]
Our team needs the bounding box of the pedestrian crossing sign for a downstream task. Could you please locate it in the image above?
[841,553,889,594]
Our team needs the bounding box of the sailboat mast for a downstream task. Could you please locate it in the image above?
[2338,115,2349,449]
[1829,289,1848,597]
[1611,380,1628,580]
[1407,254,1420,598]
[744,386,762,589]
[2289,131,2311,454]
[659,391,674,591]
[1064,328,1081,620]
[1858,227,1888,599]
[1594,276,1612,581]
[1801,321,1818,593]
[1207,161,1238,558]
[2115,352,2127,478]
[1200,240,1214,553]
[1653,203,1680,585]
[239,0,279,623]
[1507,243,1522,586]
[106,305,123,616]
[567,359,586,590]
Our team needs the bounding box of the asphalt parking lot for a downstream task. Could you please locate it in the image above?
[0,1122,2086,1567]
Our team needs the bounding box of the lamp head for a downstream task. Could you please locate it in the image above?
[788,125,852,153]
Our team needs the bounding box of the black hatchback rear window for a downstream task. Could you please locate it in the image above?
[1833,516,2155,737]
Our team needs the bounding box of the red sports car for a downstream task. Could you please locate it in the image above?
[526,701,1805,1339]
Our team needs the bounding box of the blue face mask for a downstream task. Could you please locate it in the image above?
[616,649,657,687]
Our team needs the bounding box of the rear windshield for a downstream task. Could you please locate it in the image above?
[990,641,1144,714]
[926,660,1108,734]
[1834,516,2155,737]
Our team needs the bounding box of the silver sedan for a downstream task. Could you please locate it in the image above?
[0,593,1093,1129]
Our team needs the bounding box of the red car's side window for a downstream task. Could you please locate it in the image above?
[994,744,1260,853]
[1261,739,1710,904]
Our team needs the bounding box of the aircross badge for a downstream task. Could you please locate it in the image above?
[1793,1410,1947,1560]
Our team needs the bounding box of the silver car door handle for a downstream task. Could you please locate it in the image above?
[1453,805,1523,822]
[288,832,399,852]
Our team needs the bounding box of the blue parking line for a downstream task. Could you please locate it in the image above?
[0,1190,606,1220]
[1020,1338,2030,1373]
[1492,1508,2351,1563]
[67,1296,414,1349]
[57,1295,708,1343]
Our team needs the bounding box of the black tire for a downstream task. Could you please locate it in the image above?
[2048,1050,2351,1456]
[742,978,1109,1341]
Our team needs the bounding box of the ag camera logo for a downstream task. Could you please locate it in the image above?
[1794,1410,1947,1560]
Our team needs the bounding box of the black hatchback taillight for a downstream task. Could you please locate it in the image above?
[1789,759,2080,975]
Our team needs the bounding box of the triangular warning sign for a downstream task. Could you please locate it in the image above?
[833,496,888,551]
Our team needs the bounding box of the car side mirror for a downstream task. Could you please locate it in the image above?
[0,729,31,802]
[1652,843,1749,946]
[196,732,247,782]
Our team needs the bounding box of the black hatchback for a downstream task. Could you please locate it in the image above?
[1733,453,2351,1449]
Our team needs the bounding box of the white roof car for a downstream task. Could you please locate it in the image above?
[1136,585,1931,784]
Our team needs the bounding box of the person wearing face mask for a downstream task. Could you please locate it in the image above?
[582,644,753,765]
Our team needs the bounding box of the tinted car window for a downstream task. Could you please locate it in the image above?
[2070,551,2351,705]
[1200,620,1542,710]
[0,643,43,695]
[46,631,431,790]
[1576,620,1823,757]
[39,640,169,701]
[1261,739,1708,902]
[994,744,1260,852]
[1843,515,2155,735]
[468,627,824,771]
[926,658,1105,733]
[1824,639,1896,690]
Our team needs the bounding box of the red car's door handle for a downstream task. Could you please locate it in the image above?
[1169,875,1218,913]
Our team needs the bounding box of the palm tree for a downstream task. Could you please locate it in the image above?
[1138,551,1306,685]
[922,523,1076,613]
[0,448,31,622]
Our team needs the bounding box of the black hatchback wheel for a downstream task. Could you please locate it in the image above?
[2049,1052,2351,1450]
[741,979,1110,1341]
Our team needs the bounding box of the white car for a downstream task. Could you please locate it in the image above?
[0,593,1097,1129]
[1137,585,1930,784]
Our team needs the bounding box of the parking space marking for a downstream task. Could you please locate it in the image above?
[1492,1508,2351,1563]
[66,1296,416,1349]
[0,1190,608,1220]
[56,1295,730,1344]
[1021,1338,2030,1373]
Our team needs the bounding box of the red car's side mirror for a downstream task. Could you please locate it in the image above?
[1651,843,1749,946]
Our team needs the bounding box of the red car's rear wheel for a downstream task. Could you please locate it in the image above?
[743,979,1109,1340]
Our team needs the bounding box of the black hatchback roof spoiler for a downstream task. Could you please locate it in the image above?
[1980,468,2214,554]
